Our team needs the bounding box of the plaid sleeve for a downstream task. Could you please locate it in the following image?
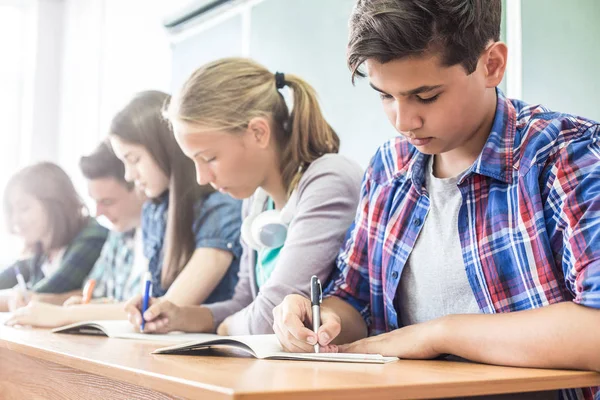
[32,220,108,294]
[550,124,600,309]
[324,168,373,326]
[85,231,120,298]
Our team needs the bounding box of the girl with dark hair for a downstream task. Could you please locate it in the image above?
[0,162,108,311]
[6,91,242,328]
[108,90,242,314]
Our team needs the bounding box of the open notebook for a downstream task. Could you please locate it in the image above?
[52,320,221,344]
[0,312,12,325]
[152,334,398,364]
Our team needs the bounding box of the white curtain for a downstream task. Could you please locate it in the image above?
[0,0,173,264]
[0,0,38,264]
[58,0,172,201]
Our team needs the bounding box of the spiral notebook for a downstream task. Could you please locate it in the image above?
[152,334,399,364]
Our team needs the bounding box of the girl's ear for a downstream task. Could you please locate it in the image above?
[246,117,272,149]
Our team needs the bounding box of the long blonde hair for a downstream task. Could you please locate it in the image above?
[167,57,340,194]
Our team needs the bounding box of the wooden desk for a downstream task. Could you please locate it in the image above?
[0,324,598,400]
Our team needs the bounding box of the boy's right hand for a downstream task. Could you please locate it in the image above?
[124,294,182,334]
[272,294,342,353]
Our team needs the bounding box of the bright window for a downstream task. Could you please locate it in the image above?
[0,0,35,264]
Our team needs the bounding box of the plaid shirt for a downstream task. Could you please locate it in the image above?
[86,229,137,301]
[0,218,108,293]
[326,89,600,400]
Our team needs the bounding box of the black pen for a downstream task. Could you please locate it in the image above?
[310,275,322,353]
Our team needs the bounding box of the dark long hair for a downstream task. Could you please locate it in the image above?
[3,162,88,252]
[110,90,214,289]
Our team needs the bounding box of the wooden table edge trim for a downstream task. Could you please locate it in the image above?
[0,337,236,400]
[230,372,600,400]
[2,336,599,400]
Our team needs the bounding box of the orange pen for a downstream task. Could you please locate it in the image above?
[82,279,96,304]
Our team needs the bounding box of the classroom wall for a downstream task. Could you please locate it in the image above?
[170,0,600,170]
[0,0,64,264]
[169,0,514,168]
[55,0,174,208]
[520,0,600,121]
[15,0,600,179]
[2,0,598,262]
[58,0,173,175]
[170,0,397,168]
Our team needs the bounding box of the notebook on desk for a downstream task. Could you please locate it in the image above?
[52,320,220,344]
[0,312,12,325]
[152,334,399,364]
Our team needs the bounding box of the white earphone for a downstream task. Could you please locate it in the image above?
[241,188,297,251]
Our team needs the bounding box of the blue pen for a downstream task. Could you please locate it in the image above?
[141,272,152,332]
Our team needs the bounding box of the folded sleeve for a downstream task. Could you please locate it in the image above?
[551,125,600,309]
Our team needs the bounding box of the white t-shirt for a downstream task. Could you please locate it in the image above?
[396,157,480,325]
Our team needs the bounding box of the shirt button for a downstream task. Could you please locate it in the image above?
[226,242,233,249]
[413,218,422,226]
[391,271,399,279]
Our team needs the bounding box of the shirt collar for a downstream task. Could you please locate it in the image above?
[409,88,517,189]
[467,88,517,183]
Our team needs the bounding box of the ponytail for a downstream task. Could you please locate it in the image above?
[278,74,339,193]
[167,57,340,195]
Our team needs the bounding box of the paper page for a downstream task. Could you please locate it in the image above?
[53,320,220,344]
[0,312,12,325]
[267,352,399,364]
[153,334,399,363]
[116,331,221,344]
[91,320,137,336]
[52,320,132,336]
[223,334,284,358]
[231,335,398,363]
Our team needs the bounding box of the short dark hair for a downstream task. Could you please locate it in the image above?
[347,0,502,82]
[79,141,133,190]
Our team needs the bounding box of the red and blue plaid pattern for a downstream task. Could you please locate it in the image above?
[326,89,600,400]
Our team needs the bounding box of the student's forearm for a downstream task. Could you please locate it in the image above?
[325,296,369,344]
[32,290,80,305]
[62,303,128,325]
[164,249,233,306]
[176,305,215,333]
[436,302,600,372]
[0,294,8,312]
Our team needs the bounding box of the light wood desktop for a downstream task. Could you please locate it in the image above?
[0,324,598,400]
